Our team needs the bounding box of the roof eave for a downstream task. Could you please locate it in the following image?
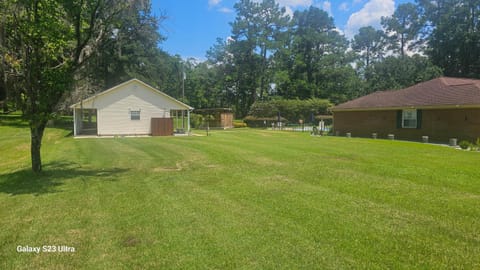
[332,104,480,112]
[70,78,194,110]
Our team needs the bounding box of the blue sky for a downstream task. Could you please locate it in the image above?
[153,0,413,60]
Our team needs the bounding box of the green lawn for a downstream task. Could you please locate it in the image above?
[1,116,479,269]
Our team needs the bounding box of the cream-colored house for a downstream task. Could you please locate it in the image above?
[70,79,193,136]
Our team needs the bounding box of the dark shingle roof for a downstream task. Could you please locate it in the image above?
[332,77,480,111]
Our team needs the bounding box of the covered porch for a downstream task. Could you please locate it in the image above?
[73,108,98,136]
[171,109,191,135]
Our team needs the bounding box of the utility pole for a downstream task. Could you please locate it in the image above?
[180,61,186,129]
[182,62,185,100]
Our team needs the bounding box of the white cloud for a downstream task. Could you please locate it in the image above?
[218,7,233,13]
[344,0,394,38]
[312,1,332,16]
[250,0,311,18]
[333,27,345,36]
[284,5,294,18]
[209,0,222,7]
[339,2,349,11]
[276,0,312,7]
[253,0,311,8]
[322,1,332,16]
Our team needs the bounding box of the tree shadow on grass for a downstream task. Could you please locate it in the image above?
[0,162,129,196]
[0,114,29,129]
[0,114,74,132]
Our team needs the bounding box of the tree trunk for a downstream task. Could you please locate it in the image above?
[260,44,268,99]
[0,16,6,109]
[30,120,47,173]
[366,47,370,67]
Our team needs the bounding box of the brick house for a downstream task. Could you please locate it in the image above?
[331,77,480,142]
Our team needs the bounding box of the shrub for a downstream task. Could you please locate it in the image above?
[248,98,332,123]
[233,122,247,128]
[243,115,287,128]
[189,113,204,128]
[459,140,471,150]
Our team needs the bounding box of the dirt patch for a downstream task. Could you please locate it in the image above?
[15,143,29,152]
[153,161,184,172]
[252,156,284,167]
[121,235,141,247]
[256,175,297,187]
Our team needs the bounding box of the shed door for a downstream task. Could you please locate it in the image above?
[151,118,174,136]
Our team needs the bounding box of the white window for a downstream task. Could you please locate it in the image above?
[402,109,417,128]
[130,110,140,120]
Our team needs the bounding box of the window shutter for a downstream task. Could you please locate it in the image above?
[416,109,422,129]
[396,110,402,129]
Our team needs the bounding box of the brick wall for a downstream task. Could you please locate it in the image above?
[333,108,480,143]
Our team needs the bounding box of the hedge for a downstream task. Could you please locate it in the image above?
[247,98,332,123]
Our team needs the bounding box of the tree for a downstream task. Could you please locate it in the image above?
[366,55,443,92]
[289,7,337,98]
[0,5,6,111]
[273,6,359,102]
[183,60,228,109]
[247,98,331,122]
[254,0,290,99]
[417,0,480,78]
[204,38,238,109]
[1,0,123,172]
[352,26,388,69]
[381,3,422,57]
[227,0,289,116]
[78,0,168,97]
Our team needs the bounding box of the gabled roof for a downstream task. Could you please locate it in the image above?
[70,78,193,110]
[332,77,480,111]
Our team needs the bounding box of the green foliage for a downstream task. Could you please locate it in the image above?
[248,98,332,122]
[225,0,290,116]
[459,140,471,150]
[183,61,228,109]
[243,116,286,127]
[233,121,247,128]
[365,55,443,93]
[79,0,173,94]
[274,7,359,102]
[189,113,204,129]
[381,3,422,57]
[352,26,387,68]
[205,0,458,115]
[417,0,480,78]
[1,0,123,172]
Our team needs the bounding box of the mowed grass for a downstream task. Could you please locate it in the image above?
[1,116,479,269]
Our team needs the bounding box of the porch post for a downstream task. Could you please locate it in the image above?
[182,110,185,129]
[187,110,191,134]
[175,110,178,130]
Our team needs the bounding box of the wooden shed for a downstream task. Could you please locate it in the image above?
[195,108,234,129]
[70,79,193,136]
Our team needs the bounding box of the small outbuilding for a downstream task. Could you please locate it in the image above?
[194,108,234,129]
[70,79,193,136]
[332,77,480,142]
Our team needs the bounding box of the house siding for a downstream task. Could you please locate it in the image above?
[86,82,181,135]
[333,108,480,142]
